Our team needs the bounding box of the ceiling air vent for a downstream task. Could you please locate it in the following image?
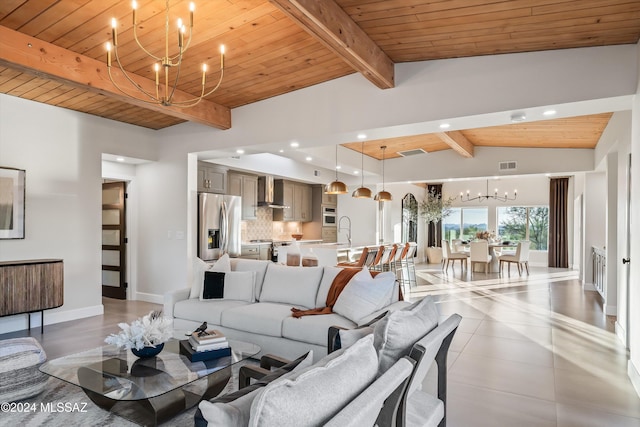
[499,161,517,171]
[397,148,427,157]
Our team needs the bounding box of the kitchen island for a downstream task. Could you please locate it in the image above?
[276,243,373,267]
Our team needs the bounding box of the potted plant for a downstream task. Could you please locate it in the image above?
[419,187,456,264]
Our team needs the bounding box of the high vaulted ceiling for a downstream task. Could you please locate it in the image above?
[0,1,639,152]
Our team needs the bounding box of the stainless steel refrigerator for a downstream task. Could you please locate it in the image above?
[198,193,242,260]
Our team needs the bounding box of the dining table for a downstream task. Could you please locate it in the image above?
[462,241,518,273]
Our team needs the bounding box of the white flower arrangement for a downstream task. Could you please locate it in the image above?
[105,310,173,350]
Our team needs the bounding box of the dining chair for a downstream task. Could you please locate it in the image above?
[469,240,492,274]
[391,242,409,277]
[441,240,467,272]
[499,241,531,276]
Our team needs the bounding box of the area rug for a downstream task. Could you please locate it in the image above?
[3,361,252,426]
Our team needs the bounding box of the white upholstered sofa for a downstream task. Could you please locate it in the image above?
[164,258,408,361]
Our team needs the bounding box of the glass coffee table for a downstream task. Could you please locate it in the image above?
[39,338,260,426]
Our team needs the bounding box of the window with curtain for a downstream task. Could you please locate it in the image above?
[497,206,549,250]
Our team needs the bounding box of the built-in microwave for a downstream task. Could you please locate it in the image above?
[322,205,337,227]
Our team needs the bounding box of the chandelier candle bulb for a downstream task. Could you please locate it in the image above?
[111,18,118,46]
[105,42,111,67]
[105,0,225,107]
[201,64,207,85]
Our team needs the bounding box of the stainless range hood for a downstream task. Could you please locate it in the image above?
[258,176,287,208]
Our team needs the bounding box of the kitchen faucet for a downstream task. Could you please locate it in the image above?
[338,216,352,247]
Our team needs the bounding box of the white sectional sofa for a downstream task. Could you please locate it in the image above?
[164,259,408,361]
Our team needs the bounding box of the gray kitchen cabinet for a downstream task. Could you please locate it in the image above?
[198,162,227,194]
[273,180,311,222]
[228,172,258,220]
[322,192,337,205]
[240,245,260,260]
[240,243,271,261]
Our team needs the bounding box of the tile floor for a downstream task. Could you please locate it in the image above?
[2,264,639,426]
[409,263,640,427]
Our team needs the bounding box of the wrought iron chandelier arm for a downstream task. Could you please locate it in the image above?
[167,50,184,103]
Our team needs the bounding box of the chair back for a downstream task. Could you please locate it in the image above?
[379,245,395,264]
[405,242,417,259]
[324,357,415,427]
[365,246,384,267]
[452,239,463,252]
[352,247,369,267]
[393,243,407,263]
[516,241,531,261]
[469,240,489,262]
[441,240,451,257]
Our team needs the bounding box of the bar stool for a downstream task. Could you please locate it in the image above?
[372,244,397,272]
[401,242,417,288]
[337,247,369,268]
[391,242,409,278]
[365,245,384,269]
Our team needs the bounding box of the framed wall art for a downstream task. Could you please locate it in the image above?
[0,167,25,239]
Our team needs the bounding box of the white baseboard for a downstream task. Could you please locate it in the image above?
[0,304,104,334]
[615,321,627,348]
[583,282,596,291]
[604,304,617,316]
[135,292,164,305]
[628,360,640,399]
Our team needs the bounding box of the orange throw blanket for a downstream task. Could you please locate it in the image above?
[291,268,403,318]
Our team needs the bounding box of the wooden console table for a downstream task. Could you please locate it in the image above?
[0,259,64,332]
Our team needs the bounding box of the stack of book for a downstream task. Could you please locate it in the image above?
[179,329,232,362]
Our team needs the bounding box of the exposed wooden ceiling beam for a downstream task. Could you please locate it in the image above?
[269,0,394,89]
[0,25,231,130]
[435,131,475,158]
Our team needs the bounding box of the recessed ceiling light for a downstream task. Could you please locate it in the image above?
[279,149,284,153]
[357,133,367,139]
[407,181,413,184]
[116,157,125,162]
[543,109,557,116]
[510,112,526,122]
[439,123,450,129]
[305,156,312,161]
[290,141,299,148]
[236,149,245,154]
[354,170,359,175]
[336,165,341,169]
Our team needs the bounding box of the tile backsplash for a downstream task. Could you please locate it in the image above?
[241,207,303,242]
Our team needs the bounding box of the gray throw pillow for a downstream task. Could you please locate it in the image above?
[373,296,439,375]
[198,351,314,427]
[248,335,378,427]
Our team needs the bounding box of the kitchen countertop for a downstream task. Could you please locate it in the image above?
[241,239,324,246]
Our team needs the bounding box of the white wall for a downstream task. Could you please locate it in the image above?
[0,94,157,333]
[582,172,607,289]
[335,186,378,246]
[628,40,640,398]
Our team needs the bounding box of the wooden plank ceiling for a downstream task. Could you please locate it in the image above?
[0,1,637,148]
[342,113,614,160]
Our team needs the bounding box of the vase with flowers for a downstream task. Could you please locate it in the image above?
[105,310,173,358]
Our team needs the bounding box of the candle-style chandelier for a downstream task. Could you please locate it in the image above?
[105,0,225,108]
[460,180,517,202]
